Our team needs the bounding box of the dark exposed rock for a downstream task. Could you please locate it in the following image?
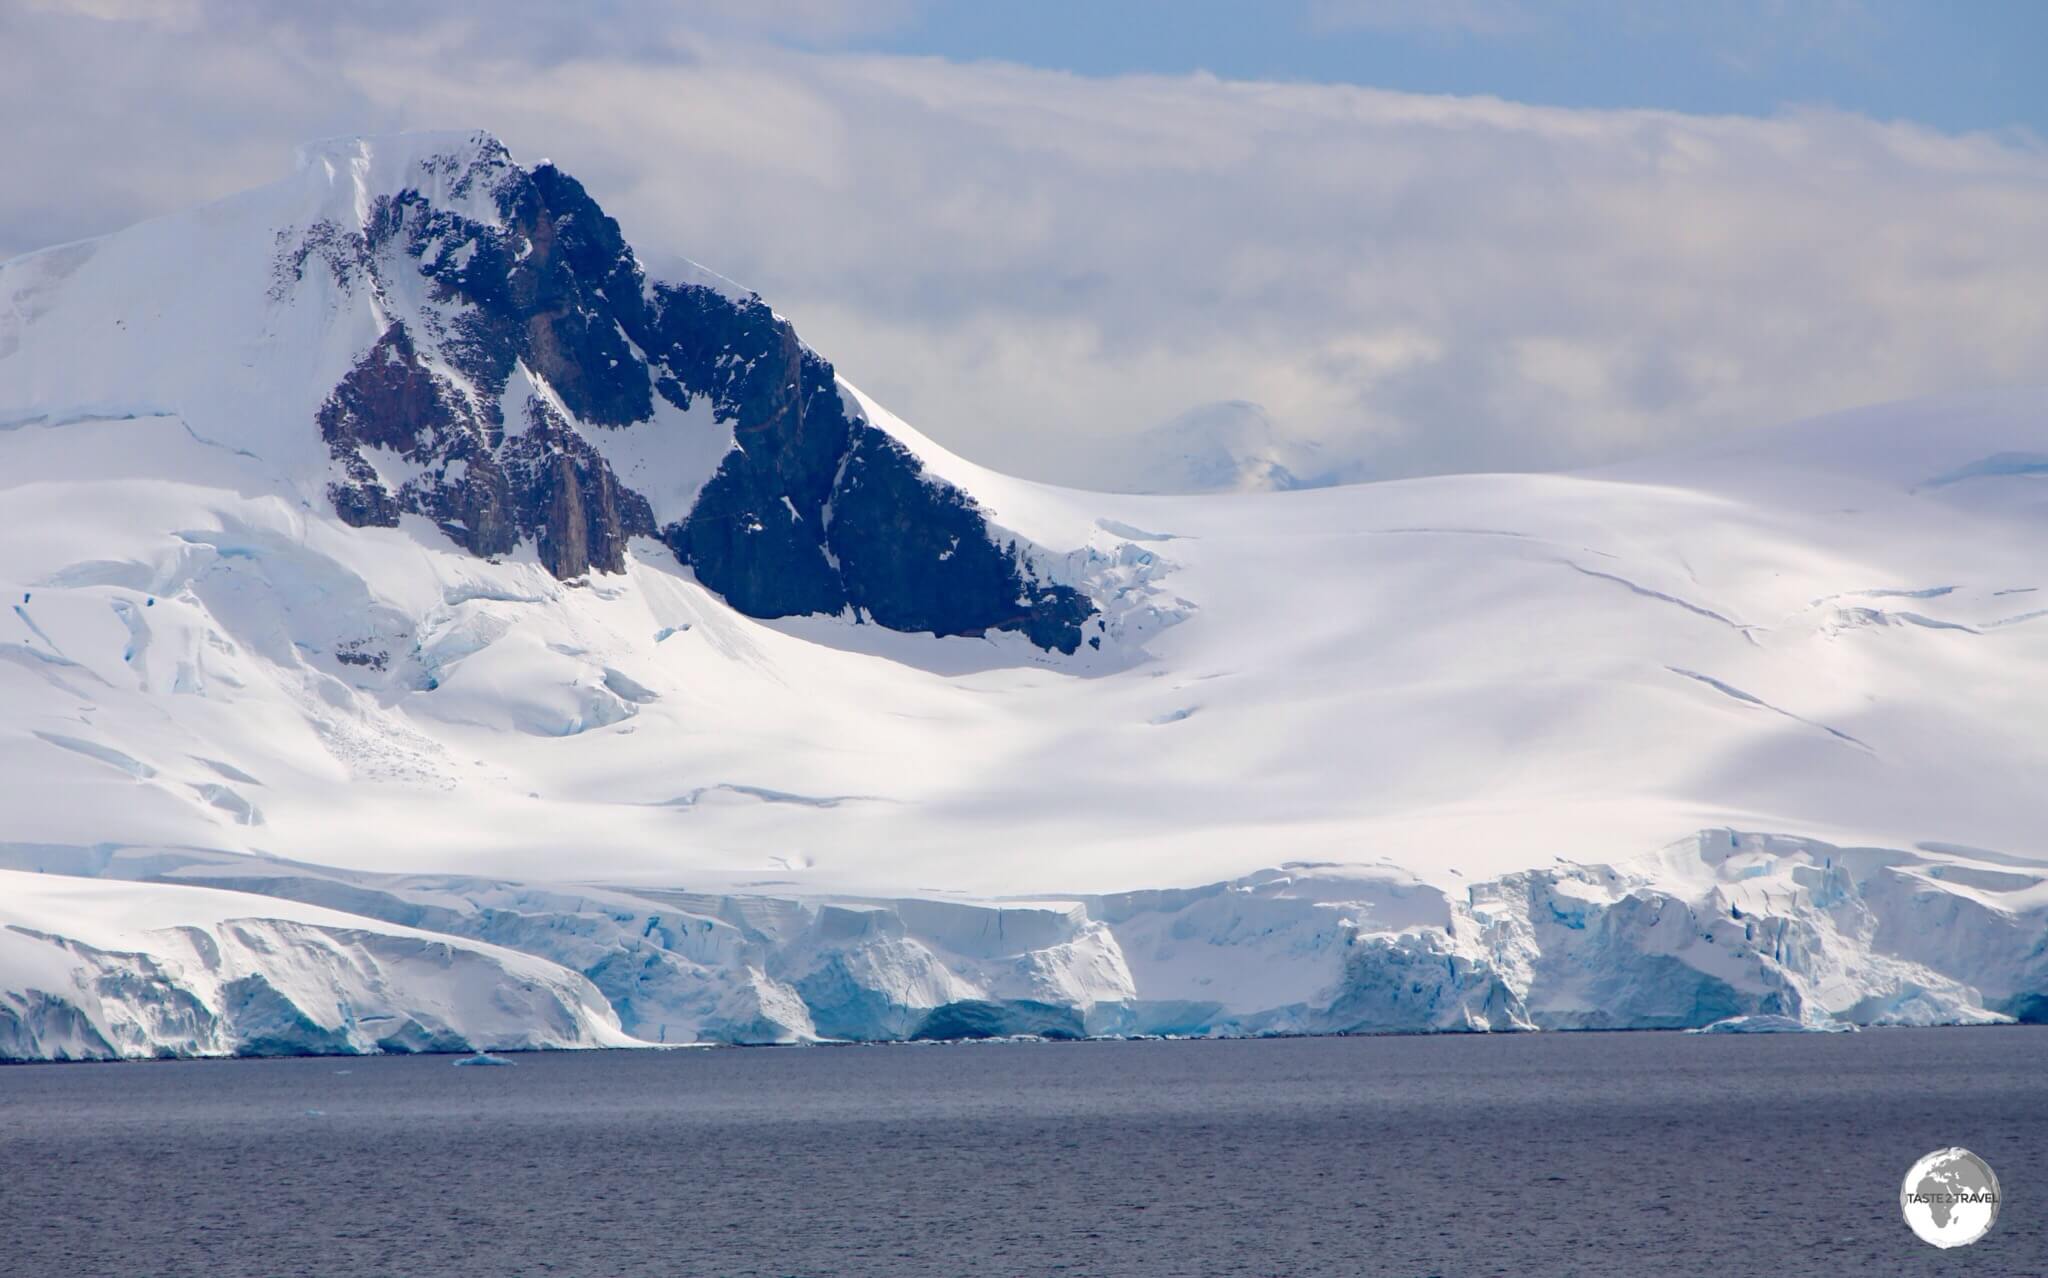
[408,450,518,559]
[665,320,1091,651]
[301,136,1097,651]
[502,398,655,578]
[317,322,460,459]
[669,455,846,617]
[828,424,1094,652]
[268,218,377,302]
[327,467,401,530]
[334,640,389,671]
[316,320,507,551]
[663,337,849,619]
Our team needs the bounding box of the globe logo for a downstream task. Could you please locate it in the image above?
[1900,1148,2000,1248]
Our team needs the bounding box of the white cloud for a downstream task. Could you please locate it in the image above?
[2,4,2044,485]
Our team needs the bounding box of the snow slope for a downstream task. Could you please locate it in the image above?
[1,133,2045,1056]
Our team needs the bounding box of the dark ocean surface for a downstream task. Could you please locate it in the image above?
[3,1028,2044,1277]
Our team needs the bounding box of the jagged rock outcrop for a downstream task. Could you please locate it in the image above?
[296,133,1093,649]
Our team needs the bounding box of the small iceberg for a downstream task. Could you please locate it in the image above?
[1688,1014,1856,1034]
[453,1051,515,1066]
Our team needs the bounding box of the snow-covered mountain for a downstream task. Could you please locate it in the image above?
[1089,400,1346,495]
[3,132,2045,1058]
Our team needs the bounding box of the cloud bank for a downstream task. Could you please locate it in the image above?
[4,2,2044,484]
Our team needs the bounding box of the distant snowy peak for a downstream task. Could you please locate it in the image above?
[0,131,1099,653]
[288,130,523,232]
[1100,401,1347,495]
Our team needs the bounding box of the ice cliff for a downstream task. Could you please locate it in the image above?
[1,829,2035,1059]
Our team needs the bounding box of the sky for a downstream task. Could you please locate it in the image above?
[852,1,2048,137]
[3,0,2045,485]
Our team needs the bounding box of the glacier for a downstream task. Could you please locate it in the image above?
[1,131,2046,1058]
[0,828,2039,1058]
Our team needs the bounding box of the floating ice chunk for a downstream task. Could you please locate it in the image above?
[453,1051,514,1066]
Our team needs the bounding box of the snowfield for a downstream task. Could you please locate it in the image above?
[1,133,2045,1057]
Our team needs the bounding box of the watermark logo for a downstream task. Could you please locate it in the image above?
[1900,1147,2000,1249]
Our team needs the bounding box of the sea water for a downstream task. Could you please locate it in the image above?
[2,1029,2043,1276]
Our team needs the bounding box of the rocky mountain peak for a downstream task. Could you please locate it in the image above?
[277,134,1095,651]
